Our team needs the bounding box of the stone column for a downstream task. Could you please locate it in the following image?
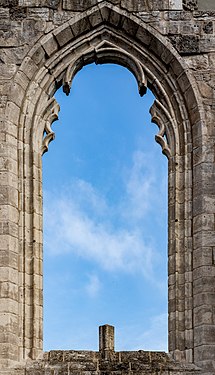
[99,325,115,358]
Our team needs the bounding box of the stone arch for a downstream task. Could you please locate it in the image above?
[5,1,209,370]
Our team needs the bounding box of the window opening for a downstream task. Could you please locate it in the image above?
[42,63,168,352]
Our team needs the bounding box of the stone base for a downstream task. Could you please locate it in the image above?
[1,350,211,375]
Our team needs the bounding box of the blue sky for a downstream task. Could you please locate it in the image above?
[42,63,168,352]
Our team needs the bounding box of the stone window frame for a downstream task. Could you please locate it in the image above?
[6,2,206,369]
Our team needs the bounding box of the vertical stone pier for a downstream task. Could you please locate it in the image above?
[99,325,115,359]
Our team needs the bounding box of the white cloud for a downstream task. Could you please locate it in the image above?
[44,150,167,283]
[68,179,108,217]
[44,193,154,278]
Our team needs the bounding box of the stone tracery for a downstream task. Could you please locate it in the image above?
[41,98,60,154]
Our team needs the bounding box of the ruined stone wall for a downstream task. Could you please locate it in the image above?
[13,350,203,375]
[2,325,204,375]
[0,0,215,374]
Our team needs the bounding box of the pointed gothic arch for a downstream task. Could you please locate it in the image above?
[3,2,213,372]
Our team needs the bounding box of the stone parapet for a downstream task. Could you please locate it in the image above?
[0,350,205,375]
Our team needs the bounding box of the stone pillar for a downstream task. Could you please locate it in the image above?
[99,325,115,358]
[0,100,20,368]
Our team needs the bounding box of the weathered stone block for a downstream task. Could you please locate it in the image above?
[193,214,214,233]
[173,35,200,54]
[183,0,197,11]
[194,292,215,308]
[88,9,103,28]
[121,16,139,36]
[19,0,60,9]
[193,247,213,269]
[121,0,148,11]
[194,306,213,326]
[30,45,46,66]
[20,56,39,80]
[194,231,215,249]
[0,0,18,6]
[9,6,27,20]
[70,16,91,37]
[28,7,50,21]
[193,276,215,295]
[136,26,152,45]
[99,6,111,22]
[54,23,74,47]
[0,249,18,269]
[194,326,215,346]
[62,0,98,11]
[109,7,122,27]
[41,34,58,57]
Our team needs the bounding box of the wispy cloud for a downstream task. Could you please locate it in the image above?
[44,150,167,283]
[85,273,101,298]
[117,313,168,352]
[44,194,154,278]
[121,150,163,222]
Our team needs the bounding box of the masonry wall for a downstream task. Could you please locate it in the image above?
[0,0,215,374]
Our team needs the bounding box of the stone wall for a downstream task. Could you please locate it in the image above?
[0,0,215,374]
[0,326,204,375]
[15,350,203,375]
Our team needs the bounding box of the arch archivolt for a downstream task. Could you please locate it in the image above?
[10,2,205,364]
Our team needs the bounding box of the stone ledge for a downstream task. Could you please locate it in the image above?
[0,350,206,375]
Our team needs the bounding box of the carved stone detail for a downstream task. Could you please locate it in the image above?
[150,99,172,159]
[41,98,60,154]
[63,41,147,97]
